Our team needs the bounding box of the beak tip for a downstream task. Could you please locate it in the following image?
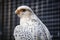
[15,9,19,15]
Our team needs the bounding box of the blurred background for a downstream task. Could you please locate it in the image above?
[0,0,60,40]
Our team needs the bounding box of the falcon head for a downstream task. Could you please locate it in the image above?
[15,6,33,18]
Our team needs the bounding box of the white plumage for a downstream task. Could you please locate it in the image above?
[13,6,52,40]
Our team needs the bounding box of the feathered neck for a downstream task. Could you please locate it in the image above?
[20,14,31,25]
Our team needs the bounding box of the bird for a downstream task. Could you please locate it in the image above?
[13,6,52,40]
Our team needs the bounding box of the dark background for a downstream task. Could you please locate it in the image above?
[0,0,60,40]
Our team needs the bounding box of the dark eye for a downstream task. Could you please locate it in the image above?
[22,9,26,12]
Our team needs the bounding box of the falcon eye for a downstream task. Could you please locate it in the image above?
[22,9,26,12]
